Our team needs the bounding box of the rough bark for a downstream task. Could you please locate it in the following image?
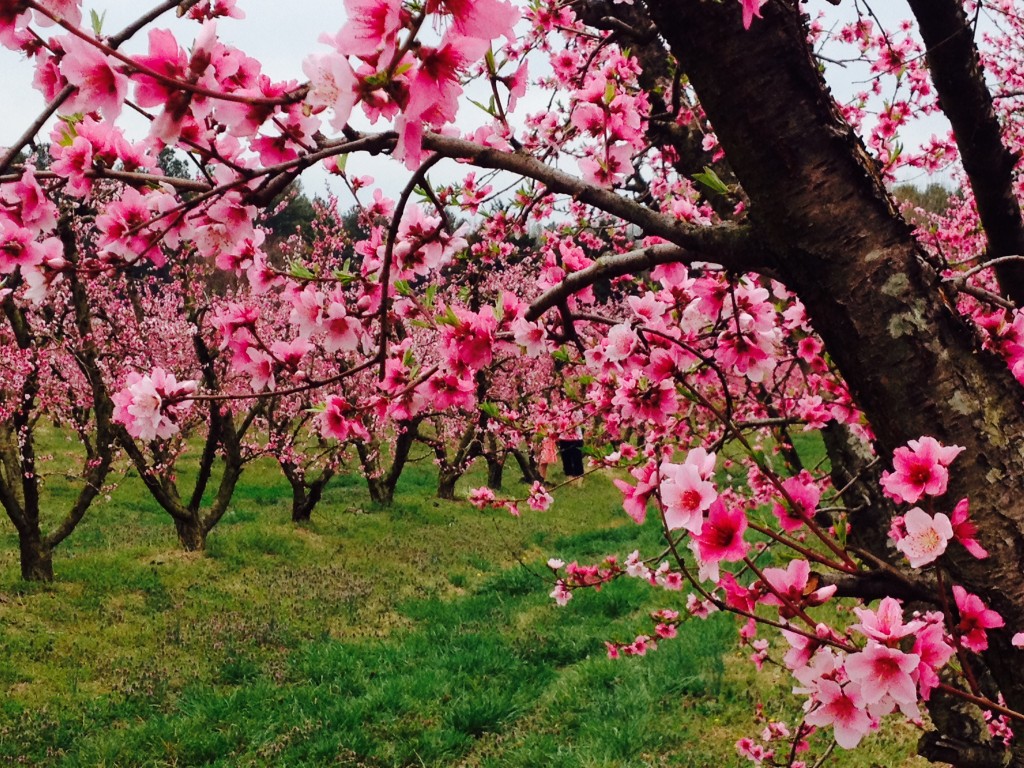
[174,517,206,552]
[641,0,1024,760]
[437,469,460,500]
[19,529,53,582]
[485,453,504,491]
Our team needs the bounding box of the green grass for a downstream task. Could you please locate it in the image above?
[0,430,926,767]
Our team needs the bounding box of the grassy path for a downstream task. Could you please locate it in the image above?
[0,454,925,766]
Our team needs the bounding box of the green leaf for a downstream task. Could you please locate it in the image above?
[393,279,413,296]
[468,98,496,117]
[604,80,617,105]
[90,9,105,34]
[479,401,500,418]
[436,305,461,327]
[693,166,731,196]
[289,263,316,280]
[552,348,571,364]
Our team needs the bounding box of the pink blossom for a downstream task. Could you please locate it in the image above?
[804,680,873,749]
[760,558,837,616]
[912,619,955,700]
[302,51,358,131]
[950,497,988,559]
[660,458,717,533]
[694,499,748,564]
[772,472,821,533]
[739,0,768,29]
[953,585,1004,653]
[59,34,128,119]
[894,507,953,568]
[850,596,924,644]
[319,395,370,442]
[605,323,638,362]
[527,481,554,511]
[468,486,496,509]
[427,0,518,41]
[113,369,196,441]
[844,643,920,713]
[550,580,572,606]
[880,436,964,504]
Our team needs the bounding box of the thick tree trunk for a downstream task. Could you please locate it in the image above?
[291,489,314,522]
[437,469,460,500]
[485,454,504,491]
[366,476,395,506]
[19,528,53,582]
[642,1,1024,761]
[511,448,542,484]
[174,517,206,551]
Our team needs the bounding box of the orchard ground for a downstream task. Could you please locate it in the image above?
[0,430,926,767]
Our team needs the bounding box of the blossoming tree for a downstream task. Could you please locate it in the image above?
[8,0,1024,762]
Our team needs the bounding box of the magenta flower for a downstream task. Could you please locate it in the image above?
[694,499,748,564]
[950,497,988,559]
[953,586,1004,653]
[880,436,964,504]
[912,619,955,700]
[739,0,768,29]
[319,395,370,442]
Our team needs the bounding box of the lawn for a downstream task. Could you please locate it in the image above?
[0,434,928,766]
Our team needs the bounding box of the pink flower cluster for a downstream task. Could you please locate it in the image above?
[112,368,197,441]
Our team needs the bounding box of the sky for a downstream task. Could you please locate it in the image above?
[0,0,968,199]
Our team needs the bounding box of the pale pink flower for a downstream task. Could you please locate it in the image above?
[844,643,920,712]
[527,482,554,511]
[804,680,873,749]
[605,323,638,362]
[550,580,572,606]
[468,486,496,509]
[59,33,128,119]
[894,507,953,568]
[850,596,924,644]
[113,369,196,441]
[660,460,717,533]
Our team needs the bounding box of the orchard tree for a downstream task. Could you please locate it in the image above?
[9,0,1024,763]
[0,226,116,580]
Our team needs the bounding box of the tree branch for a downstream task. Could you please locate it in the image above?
[421,132,773,264]
[525,237,768,321]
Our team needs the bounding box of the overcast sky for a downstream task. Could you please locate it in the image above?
[0,0,960,197]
